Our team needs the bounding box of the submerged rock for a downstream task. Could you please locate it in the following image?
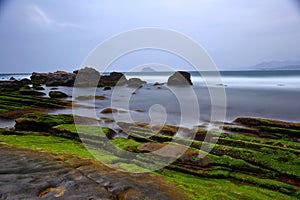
[33,85,45,90]
[100,108,118,114]
[153,82,164,86]
[167,71,193,85]
[103,86,111,91]
[49,91,68,98]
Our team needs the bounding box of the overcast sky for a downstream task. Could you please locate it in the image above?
[0,0,300,73]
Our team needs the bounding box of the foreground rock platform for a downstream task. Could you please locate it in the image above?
[0,144,188,200]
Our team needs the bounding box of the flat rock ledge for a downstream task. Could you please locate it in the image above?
[0,144,188,200]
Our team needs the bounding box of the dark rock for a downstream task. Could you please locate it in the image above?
[19,78,32,86]
[0,81,20,91]
[100,117,115,123]
[167,71,193,85]
[31,71,76,86]
[105,128,117,139]
[153,82,164,86]
[9,77,16,81]
[98,72,127,87]
[100,108,118,114]
[103,86,111,91]
[127,78,146,88]
[49,91,68,98]
[106,72,124,81]
[33,85,45,90]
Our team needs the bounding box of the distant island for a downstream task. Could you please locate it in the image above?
[247,60,300,71]
[141,67,157,72]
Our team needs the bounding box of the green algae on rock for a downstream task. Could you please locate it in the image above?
[1,112,300,199]
[15,113,74,132]
[0,90,71,119]
[49,91,68,98]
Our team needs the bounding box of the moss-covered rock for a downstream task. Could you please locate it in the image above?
[138,143,213,167]
[112,138,141,153]
[33,85,45,90]
[19,88,46,96]
[15,113,74,132]
[49,91,68,98]
[0,87,71,119]
[225,117,300,141]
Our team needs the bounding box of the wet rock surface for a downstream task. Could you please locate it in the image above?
[0,144,187,200]
[223,117,300,141]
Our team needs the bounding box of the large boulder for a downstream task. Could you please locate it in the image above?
[74,67,100,87]
[19,78,32,86]
[127,78,146,88]
[167,71,193,86]
[98,72,127,87]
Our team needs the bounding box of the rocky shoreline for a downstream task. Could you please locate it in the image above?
[0,144,187,200]
[0,69,299,199]
[1,111,300,199]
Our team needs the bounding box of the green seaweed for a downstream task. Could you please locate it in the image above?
[111,138,141,153]
[155,169,297,200]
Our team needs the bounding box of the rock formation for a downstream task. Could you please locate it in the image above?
[167,71,193,85]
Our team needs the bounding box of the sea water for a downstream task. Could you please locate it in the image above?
[1,70,300,128]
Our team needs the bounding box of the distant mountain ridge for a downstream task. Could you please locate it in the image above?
[248,60,300,70]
